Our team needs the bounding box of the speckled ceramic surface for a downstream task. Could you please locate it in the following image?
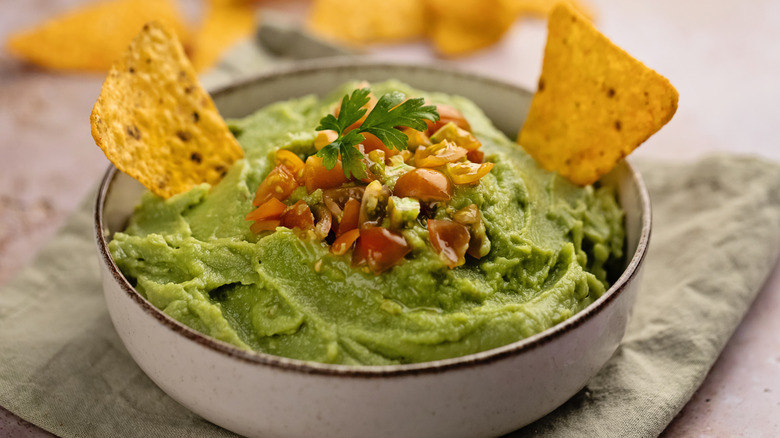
[95,60,651,438]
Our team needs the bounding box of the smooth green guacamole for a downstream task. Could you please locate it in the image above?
[109,81,625,365]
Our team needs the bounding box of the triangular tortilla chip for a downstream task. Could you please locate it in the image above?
[5,0,188,72]
[90,22,243,199]
[518,2,678,185]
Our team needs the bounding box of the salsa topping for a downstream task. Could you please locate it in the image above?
[245,87,494,273]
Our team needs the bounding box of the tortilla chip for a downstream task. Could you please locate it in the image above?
[190,0,257,72]
[509,0,595,21]
[427,0,517,56]
[90,22,244,199]
[308,0,426,45]
[5,0,188,72]
[518,3,678,186]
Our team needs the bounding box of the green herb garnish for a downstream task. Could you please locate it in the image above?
[315,88,440,179]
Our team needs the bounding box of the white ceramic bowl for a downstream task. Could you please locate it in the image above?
[95,60,651,438]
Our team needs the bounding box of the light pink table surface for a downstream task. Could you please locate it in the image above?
[1,0,778,436]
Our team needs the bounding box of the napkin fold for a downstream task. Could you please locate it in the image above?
[1,156,778,438]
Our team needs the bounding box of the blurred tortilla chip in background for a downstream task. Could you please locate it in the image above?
[305,0,596,56]
[4,0,600,72]
[4,0,189,72]
[4,0,258,73]
[426,0,517,56]
[508,0,595,21]
[189,0,258,71]
[518,3,679,186]
[308,0,426,45]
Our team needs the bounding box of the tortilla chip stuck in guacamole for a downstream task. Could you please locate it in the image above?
[90,21,243,199]
[518,2,679,186]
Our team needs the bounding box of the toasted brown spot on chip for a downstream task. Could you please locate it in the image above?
[538,78,545,92]
[90,21,243,199]
[126,125,141,140]
[129,67,135,73]
[518,3,678,186]
[176,130,191,142]
[192,111,199,122]
[190,152,202,163]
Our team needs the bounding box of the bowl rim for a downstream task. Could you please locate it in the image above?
[94,59,652,378]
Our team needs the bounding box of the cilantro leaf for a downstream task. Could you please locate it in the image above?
[315,87,440,179]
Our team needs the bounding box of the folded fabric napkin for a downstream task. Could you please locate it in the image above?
[1,156,778,437]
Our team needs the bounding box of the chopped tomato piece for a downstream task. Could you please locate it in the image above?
[322,186,364,218]
[280,200,314,230]
[427,219,470,268]
[249,219,280,234]
[425,104,471,135]
[338,198,361,237]
[312,205,333,240]
[453,204,490,259]
[246,198,287,222]
[393,168,452,202]
[360,132,394,156]
[414,140,468,168]
[304,155,349,192]
[314,130,339,151]
[253,165,299,206]
[352,227,411,273]
[331,228,361,255]
[445,162,494,185]
[467,149,484,163]
[275,150,305,179]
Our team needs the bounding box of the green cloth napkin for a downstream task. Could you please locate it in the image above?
[1,156,779,437]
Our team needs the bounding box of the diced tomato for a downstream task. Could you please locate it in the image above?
[467,149,484,163]
[445,162,494,185]
[322,186,364,218]
[275,150,305,179]
[253,165,299,206]
[314,130,339,151]
[338,198,361,237]
[304,155,349,192]
[249,219,280,234]
[427,219,470,269]
[352,227,411,273]
[393,168,452,202]
[331,228,361,255]
[425,104,471,135]
[246,198,287,222]
[453,204,489,259]
[312,205,333,240]
[360,132,394,156]
[280,200,314,230]
[414,140,468,168]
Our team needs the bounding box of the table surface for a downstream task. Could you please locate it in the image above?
[1,0,779,436]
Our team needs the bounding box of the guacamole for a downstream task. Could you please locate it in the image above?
[109,81,625,365]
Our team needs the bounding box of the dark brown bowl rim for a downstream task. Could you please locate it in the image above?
[94,60,652,378]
